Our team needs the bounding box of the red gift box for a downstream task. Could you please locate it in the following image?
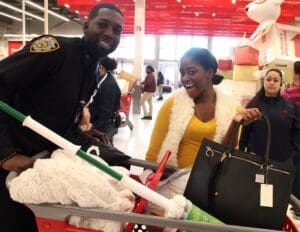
[234,46,259,65]
[218,59,233,71]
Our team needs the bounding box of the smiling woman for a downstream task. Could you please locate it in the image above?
[145,48,260,168]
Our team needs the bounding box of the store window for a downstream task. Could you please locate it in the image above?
[143,35,155,60]
[111,35,134,59]
[192,36,208,49]
[211,36,241,58]
[159,35,176,60]
[175,36,192,60]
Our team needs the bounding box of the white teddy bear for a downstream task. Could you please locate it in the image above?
[245,0,284,41]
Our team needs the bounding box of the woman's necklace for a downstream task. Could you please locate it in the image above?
[194,105,215,122]
[194,93,216,122]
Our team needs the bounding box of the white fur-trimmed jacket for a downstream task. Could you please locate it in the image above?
[156,87,239,167]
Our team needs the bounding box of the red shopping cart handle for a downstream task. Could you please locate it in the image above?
[125,150,171,232]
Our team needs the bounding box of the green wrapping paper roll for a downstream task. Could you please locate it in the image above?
[186,204,223,224]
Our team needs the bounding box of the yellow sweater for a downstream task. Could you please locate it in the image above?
[146,97,216,168]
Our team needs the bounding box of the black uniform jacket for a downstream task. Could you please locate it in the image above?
[0,35,98,159]
[239,95,300,162]
[89,72,121,132]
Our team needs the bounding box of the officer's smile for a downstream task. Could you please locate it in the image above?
[98,40,111,50]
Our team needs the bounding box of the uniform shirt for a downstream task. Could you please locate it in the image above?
[0,35,98,159]
[146,97,216,168]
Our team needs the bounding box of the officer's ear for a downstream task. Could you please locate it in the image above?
[83,21,89,34]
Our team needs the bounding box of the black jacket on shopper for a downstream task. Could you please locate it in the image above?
[239,95,300,162]
[89,72,121,135]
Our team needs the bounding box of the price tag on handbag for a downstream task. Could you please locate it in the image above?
[255,174,264,183]
[260,184,273,207]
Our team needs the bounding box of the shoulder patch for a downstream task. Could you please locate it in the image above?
[30,35,60,53]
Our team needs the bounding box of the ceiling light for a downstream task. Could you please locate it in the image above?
[0,1,44,21]
[51,6,60,10]
[0,11,22,22]
[26,1,70,22]
[4,34,38,38]
[212,13,216,17]
[75,10,79,14]
[4,34,83,38]
[84,16,88,19]
[64,4,69,8]
[177,0,181,3]
[182,5,186,9]
[232,0,236,3]
[195,12,199,16]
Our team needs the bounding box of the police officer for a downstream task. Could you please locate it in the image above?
[0,3,126,231]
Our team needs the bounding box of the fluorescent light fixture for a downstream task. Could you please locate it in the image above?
[4,34,82,38]
[26,1,70,22]
[0,11,22,22]
[4,34,38,38]
[0,1,44,21]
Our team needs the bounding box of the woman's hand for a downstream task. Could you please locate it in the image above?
[80,107,92,131]
[233,108,261,125]
[1,155,35,174]
[84,129,110,145]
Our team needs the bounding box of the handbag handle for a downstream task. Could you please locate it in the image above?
[228,113,271,164]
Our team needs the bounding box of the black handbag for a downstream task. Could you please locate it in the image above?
[184,114,296,230]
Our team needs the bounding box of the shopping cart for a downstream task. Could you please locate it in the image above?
[119,93,133,131]
[6,150,177,232]
[6,151,299,232]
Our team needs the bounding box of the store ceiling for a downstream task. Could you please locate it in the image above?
[0,0,299,37]
[57,0,300,37]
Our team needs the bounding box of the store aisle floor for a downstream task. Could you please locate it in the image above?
[114,94,166,160]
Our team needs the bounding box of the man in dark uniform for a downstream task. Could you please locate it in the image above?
[0,3,128,231]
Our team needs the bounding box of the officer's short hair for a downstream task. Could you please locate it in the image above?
[89,3,123,20]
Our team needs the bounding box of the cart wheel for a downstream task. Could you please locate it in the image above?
[133,224,148,232]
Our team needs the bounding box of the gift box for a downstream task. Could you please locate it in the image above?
[218,59,233,71]
[234,46,259,66]
[232,64,258,81]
